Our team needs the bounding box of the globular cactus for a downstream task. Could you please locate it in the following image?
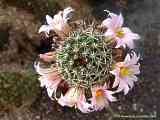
[36,7,141,113]
[0,71,39,111]
[56,31,113,88]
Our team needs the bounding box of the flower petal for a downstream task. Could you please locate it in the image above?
[58,93,76,107]
[46,15,53,25]
[38,25,50,34]
[107,12,124,29]
[111,13,123,29]
[102,18,112,28]
[129,64,140,74]
[63,7,74,22]
[104,29,114,36]
[113,78,120,88]
[46,79,61,99]
[77,100,94,113]
[104,90,117,102]
[34,62,56,75]
[129,75,138,82]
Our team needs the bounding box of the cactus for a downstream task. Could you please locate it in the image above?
[0,71,40,111]
[56,31,113,88]
[35,7,141,113]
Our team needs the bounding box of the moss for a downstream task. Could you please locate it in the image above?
[0,71,40,110]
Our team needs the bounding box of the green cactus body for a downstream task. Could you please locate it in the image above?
[56,31,113,88]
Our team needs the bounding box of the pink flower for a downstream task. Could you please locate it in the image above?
[34,62,61,99]
[58,87,94,113]
[90,84,117,111]
[38,71,62,99]
[39,7,74,38]
[102,12,140,48]
[110,52,140,95]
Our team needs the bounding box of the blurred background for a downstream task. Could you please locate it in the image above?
[0,0,159,119]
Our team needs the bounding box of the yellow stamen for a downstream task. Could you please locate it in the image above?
[95,89,103,97]
[116,28,124,38]
[120,67,129,77]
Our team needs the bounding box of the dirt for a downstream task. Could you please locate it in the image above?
[0,0,160,120]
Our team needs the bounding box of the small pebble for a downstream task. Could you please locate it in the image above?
[35,115,40,120]
[132,103,137,111]
[153,105,157,109]
[118,106,122,110]
[151,88,155,92]
[140,108,144,112]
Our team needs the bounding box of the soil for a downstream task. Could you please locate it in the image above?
[0,0,160,120]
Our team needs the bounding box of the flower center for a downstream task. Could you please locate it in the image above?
[95,89,103,97]
[116,28,124,38]
[120,67,129,77]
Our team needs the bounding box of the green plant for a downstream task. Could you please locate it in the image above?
[0,71,39,110]
[57,31,113,88]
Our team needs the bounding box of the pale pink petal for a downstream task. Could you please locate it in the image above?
[131,52,140,64]
[115,86,123,93]
[38,76,50,87]
[58,94,75,107]
[124,53,131,63]
[123,85,130,95]
[115,37,124,48]
[122,27,140,48]
[108,13,119,29]
[48,79,61,89]
[102,18,112,28]
[123,27,140,40]
[110,69,119,76]
[34,62,56,75]
[104,90,117,102]
[38,71,61,99]
[116,76,134,95]
[46,80,61,99]
[46,15,54,25]
[129,75,138,82]
[63,7,74,22]
[125,77,134,89]
[77,99,94,113]
[53,12,63,24]
[124,37,135,49]
[102,12,123,29]
[113,13,123,28]
[47,88,55,99]
[109,12,124,29]
[104,29,115,36]
[118,80,129,95]
[124,52,140,66]
[129,64,140,74]
[113,78,120,88]
[38,25,50,34]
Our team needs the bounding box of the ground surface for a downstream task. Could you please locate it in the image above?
[0,0,159,120]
